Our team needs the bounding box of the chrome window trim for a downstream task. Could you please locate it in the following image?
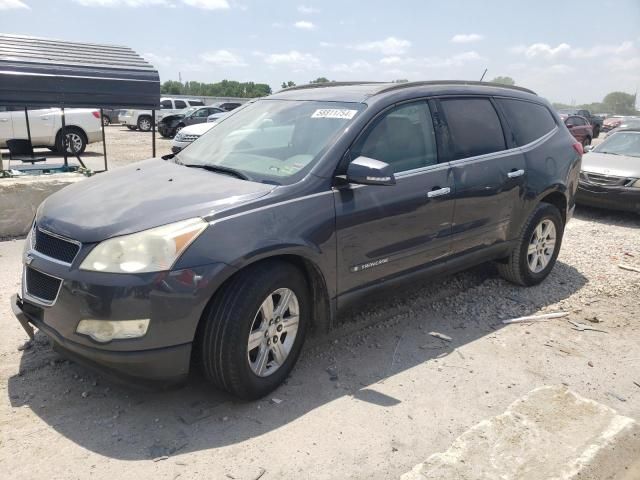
[23,265,64,307]
[32,227,82,266]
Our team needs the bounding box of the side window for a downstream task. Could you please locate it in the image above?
[497,98,557,146]
[189,100,204,106]
[174,100,187,109]
[351,101,438,173]
[439,98,506,160]
[160,99,172,109]
[193,108,209,117]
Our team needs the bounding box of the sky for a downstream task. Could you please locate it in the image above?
[1,0,639,105]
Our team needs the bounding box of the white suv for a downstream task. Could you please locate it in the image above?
[0,107,102,154]
[120,98,205,132]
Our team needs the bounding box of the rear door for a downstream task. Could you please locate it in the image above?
[334,100,455,296]
[10,107,56,146]
[437,96,526,254]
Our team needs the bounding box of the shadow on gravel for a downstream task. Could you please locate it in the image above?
[8,261,587,460]
[574,205,640,227]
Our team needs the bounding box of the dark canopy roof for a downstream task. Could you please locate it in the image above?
[0,34,160,109]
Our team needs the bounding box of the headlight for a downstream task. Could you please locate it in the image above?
[76,319,150,343]
[174,132,184,141]
[80,218,207,273]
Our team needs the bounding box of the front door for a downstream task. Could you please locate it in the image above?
[334,100,455,297]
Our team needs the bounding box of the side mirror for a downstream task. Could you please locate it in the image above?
[584,145,594,153]
[346,156,396,186]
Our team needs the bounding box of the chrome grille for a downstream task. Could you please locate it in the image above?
[582,172,628,187]
[33,227,80,264]
[25,267,62,304]
[181,134,200,142]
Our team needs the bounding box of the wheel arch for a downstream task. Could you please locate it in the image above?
[538,188,568,224]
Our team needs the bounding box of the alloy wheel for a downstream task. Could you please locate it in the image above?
[247,288,299,377]
[527,219,556,273]
[65,133,83,153]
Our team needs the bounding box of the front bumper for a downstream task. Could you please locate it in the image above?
[13,243,231,386]
[576,182,640,213]
[12,294,191,387]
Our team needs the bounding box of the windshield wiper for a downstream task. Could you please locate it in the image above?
[179,163,251,180]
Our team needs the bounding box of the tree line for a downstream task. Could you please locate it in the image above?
[161,80,271,98]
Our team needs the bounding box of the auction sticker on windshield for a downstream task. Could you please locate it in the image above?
[311,109,358,120]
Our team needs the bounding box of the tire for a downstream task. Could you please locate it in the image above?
[593,125,600,138]
[127,125,137,131]
[137,115,152,132]
[102,115,110,127]
[198,260,309,400]
[55,127,87,155]
[174,124,185,136]
[582,136,591,147]
[497,202,564,286]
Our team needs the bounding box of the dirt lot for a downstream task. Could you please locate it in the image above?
[1,129,639,479]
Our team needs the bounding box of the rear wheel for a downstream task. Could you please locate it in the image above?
[198,261,309,400]
[497,203,564,286]
[137,115,152,132]
[55,127,87,154]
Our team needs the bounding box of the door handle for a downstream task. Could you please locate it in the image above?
[508,169,525,178]
[427,187,451,198]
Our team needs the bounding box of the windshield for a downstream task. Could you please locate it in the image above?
[593,131,640,158]
[182,107,199,117]
[174,99,365,184]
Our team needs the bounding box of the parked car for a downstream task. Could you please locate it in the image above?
[557,109,602,138]
[0,106,102,153]
[605,118,640,138]
[120,97,205,132]
[564,115,593,146]
[171,122,216,153]
[158,106,226,138]
[101,108,122,126]
[12,81,581,399]
[602,116,625,133]
[207,111,228,123]
[217,102,242,111]
[577,130,640,212]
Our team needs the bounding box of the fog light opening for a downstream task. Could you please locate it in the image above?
[76,319,150,343]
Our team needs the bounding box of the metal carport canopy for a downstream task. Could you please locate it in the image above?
[0,33,160,109]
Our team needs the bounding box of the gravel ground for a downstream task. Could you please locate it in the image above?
[0,130,639,479]
[0,204,639,479]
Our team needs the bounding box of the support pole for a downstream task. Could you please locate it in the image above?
[152,109,156,157]
[61,106,68,167]
[24,107,33,157]
[100,107,108,171]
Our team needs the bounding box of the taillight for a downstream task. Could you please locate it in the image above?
[572,142,583,156]
[92,111,100,119]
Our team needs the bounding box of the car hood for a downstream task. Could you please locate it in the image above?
[36,158,275,243]
[160,114,185,124]
[581,152,640,178]
[181,122,216,135]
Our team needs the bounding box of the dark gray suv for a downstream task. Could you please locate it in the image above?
[12,81,582,399]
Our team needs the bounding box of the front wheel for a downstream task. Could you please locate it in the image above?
[497,203,564,286]
[198,261,309,400]
[102,115,110,127]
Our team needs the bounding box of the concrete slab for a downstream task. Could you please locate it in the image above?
[0,173,85,238]
[402,386,640,480]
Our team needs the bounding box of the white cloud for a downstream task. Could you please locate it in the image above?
[73,0,166,5]
[607,56,640,71]
[547,64,573,74]
[353,36,411,55]
[331,60,372,73]
[319,41,335,47]
[0,0,30,9]
[509,41,636,60]
[510,42,571,59]
[73,0,230,7]
[200,49,247,67]
[143,52,173,67]
[571,41,634,58]
[451,33,484,44]
[182,0,229,9]
[264,50,321,71]
[297,4,318,14]
[294,20,316,30]
[380,51,484,69]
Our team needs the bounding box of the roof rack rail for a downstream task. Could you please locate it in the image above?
[279,81,386,92]
[375,80,537,96]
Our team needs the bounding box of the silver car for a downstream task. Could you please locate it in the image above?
[577,130,640,213]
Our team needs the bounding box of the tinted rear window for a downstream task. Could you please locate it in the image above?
[439,98,506,160]
[497,98,557,146]
[174,100,187,109]
[189,100,205,106]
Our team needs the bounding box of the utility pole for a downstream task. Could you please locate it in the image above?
[479,68,488,82]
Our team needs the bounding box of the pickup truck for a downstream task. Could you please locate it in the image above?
[557,109,603,138]
[119,97,205,132]
[0,107,102,154]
